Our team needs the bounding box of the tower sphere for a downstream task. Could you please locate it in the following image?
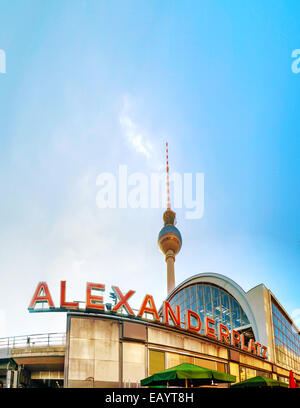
[158,224,182,256]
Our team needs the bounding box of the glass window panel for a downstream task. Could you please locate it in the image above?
[166,352,181,369]
[185,287,190,308]
[194,358,216,370]
[246,368,256,380]
[204,285,213,319]
[191,286,196,304]
[229,362,240,383]
[240,366,246,382]
[221,290,231,330]
[241,309,250,326]
[212,286,221,324]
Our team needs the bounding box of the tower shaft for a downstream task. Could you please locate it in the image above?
[166,250,175,294]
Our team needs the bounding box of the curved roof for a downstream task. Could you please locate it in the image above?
[166,272,260,341]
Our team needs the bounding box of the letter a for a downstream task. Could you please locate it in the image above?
[28,282,55,310]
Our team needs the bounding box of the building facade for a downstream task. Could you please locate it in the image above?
[0,189,299,387]
[62,273,299,388]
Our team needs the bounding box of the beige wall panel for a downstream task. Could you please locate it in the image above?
[123,342,145,364]
[123,343,145,383]
[148,328,228,360]
[123,362,145,383]
[67,380,93,388]
[94,320,119,340]
[166,353,195,368]
[94,360,119,382]
[69,338,95,360]
[68,380,120,388]
[239,354,272,371]
[276,366,290,376]
[148,328,184,348]
[183,337,203,353]
[194,357,216,370]
[198,342,227,359]
[216,346,228,359]
[70,318,95,339]
[31,371,64,380]
[68,358,94,381]
[94,338,119,361]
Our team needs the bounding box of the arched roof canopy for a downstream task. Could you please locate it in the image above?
[166,272,260,342]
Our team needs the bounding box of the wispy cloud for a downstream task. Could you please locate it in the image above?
[119,95,153,159]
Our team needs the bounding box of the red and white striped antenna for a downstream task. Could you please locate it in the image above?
[166,141,171,210]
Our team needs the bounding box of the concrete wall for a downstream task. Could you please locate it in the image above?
[66,316,120,388]
[246,284,275,362]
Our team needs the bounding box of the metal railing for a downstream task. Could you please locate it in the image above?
[0,333,66,350]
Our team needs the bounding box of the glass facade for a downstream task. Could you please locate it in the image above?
[272,301,300,372]
[168,283,250,334]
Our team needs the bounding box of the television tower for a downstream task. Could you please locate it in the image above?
[158,142,182,295]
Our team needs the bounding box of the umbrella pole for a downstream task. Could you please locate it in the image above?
[185,378,188,388]
[167,381,169,388]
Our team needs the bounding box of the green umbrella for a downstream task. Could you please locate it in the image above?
[231,375,288,388]
[140,362,236,387]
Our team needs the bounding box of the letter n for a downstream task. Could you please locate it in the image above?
[163,301,181,326]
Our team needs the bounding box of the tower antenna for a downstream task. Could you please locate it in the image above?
[166,141,171,210]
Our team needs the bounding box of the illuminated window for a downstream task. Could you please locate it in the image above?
[246,368,256,380]
[229,362,240,383]
[240,366,246,382]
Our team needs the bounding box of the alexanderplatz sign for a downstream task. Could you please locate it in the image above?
[28,281,268,360]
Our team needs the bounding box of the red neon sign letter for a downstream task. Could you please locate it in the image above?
[112,286,135,315]
[205,317,217,339]
[86,282,105,310]
[60,281,79,309]
[241,334,249,351]
[186,310,201,332]
[231,330,241,347]
[164,301,181,326]
[249,339,257,355]
[256,342,262,357]
[138,295,159,321]
[219,323,230,345]
[28,282,55,310]
[262,346,268,359]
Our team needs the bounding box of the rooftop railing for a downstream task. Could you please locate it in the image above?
[0,333,66,350]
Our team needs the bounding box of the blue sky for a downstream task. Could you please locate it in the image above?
[0,0,299,336]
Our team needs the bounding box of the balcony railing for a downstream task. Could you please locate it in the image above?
[0,333,66,350]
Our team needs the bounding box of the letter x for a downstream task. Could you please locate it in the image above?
[112,286,135,315]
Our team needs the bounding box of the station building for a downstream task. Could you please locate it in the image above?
[0,206,299,388]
